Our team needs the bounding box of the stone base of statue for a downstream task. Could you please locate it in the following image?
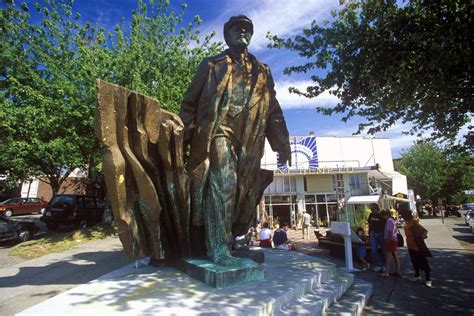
[233,247,265,264]
[18,249,372,316]
[176,257,264,288]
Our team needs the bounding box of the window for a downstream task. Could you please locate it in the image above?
[350,175,361,190]
[84,197,96,208]
[96,199,105,208]
[305,195,315,203]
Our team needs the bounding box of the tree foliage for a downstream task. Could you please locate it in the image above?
[268,0,473,150]
[397,141,473,204]
[440,150,474,204]
[0,0,223,193]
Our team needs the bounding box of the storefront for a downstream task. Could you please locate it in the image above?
[260,135,410,229]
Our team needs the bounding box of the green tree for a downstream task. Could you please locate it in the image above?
[0,0,223,194]
[440,151,474,204]
[398,141,446,202]
[1,0,95,193]
[268,0,473,149]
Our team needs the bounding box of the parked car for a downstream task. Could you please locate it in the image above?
[40,195,105,230]
[469,218,474,234]
[0,197,48,217]
[0,214,40,242]
[463,203,474,211]
[465,210,474,225]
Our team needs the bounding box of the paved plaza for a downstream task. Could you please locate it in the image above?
[1,216,473,315]
[289,216,474,315]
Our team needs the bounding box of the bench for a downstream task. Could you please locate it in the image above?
[315,230,373,260]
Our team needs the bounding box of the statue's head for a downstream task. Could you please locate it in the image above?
[224,15,253,50]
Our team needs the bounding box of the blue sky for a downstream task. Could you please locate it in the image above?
[7,0,441,158]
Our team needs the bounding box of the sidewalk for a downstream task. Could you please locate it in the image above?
[287,219,474,315]
[0,237,131,315]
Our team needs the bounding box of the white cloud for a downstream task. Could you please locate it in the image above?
[201,0,338,51]
[275,80,340,109]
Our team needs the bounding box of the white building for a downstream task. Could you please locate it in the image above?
[260,135,409,228]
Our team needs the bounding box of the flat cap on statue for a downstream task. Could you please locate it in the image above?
[223,15,254,36]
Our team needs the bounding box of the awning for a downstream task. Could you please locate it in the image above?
[346,195,380,204]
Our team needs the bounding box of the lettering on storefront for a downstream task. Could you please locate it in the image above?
[274,166,355,174]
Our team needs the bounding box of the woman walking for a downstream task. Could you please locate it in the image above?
[378,210,401,277]
[402,212,432,287]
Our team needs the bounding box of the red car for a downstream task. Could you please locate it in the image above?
[0,197,48,217]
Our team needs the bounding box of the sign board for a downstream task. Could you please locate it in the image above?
[330,221,357,272]
[331,221,351,236]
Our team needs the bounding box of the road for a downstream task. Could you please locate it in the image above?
[0,214,132,315]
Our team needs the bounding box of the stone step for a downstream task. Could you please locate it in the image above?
[325,277,373,316]
[277,269,354,315]
[260,251,340,314]
[18,249,371,316]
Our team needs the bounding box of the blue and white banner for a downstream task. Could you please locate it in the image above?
[278,136,319,171]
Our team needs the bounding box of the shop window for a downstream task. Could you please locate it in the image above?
[96,198,105,208]
[284,177,290,192]
[350,175,361,190]
[316,194,326,202]
[326,193,337,202]
[76,197,83,208]
[305,195,315,203]
[328,204,338,221]
[271,195,290,204]
[84,197,96,208]
[317,204,329,227]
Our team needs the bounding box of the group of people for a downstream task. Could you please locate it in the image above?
[356,204,432,287]
[258,209,313,249]
[258,222,293,250]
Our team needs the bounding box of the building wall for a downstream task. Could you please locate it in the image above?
[262,136,394,171]
[24,177,99,201]
[261,135,402,227]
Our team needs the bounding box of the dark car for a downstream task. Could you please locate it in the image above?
[0,197,49,217]
[40,195,105,230]
[0,215,40,242]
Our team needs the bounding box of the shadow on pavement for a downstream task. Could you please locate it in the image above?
[0,250,131,288]
[452,226,472,234]
[317,246,474,315]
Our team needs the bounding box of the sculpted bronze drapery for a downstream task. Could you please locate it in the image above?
[95,15,290,266]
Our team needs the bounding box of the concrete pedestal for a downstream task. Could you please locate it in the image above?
[176,257,264,288]
[18,249,371,315]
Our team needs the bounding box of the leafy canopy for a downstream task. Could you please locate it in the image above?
[397,141,473,204]
[0,0,223,193]
[268,0,473,150]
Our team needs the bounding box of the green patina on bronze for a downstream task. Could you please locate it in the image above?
[95,15,290,280]
[177,257,264,288]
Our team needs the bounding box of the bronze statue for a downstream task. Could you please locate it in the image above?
[180,15,291,265]
[95,15,290,267]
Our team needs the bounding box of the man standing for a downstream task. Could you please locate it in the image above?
[180,15,291,266]
[301,210,312,240]
[368,203,386,271]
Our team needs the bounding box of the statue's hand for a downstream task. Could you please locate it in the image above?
[278,151,292,166]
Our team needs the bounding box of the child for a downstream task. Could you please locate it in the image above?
[356,227,370,270]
